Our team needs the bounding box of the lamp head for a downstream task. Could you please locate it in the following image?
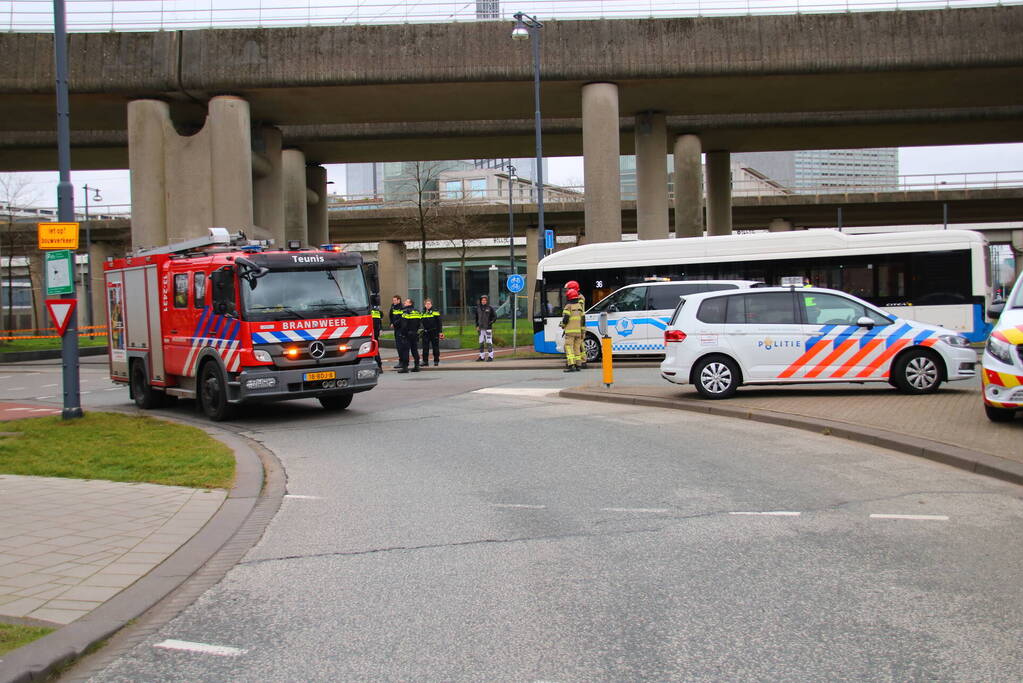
[92,188,102,202]
[511,19,530,40]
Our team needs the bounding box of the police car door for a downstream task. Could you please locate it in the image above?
[789,291,894,381]
[593,286,649,353]
[736,291,804,380]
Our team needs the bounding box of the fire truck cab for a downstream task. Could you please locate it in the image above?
[104,228,381,420]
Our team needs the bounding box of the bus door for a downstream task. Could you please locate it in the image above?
[586,286,650,352]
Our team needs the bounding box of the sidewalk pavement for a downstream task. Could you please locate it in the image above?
[0,406,273,683]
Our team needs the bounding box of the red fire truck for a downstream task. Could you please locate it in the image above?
[104,228,381,420]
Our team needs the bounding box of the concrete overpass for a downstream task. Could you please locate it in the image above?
[2,6,1022,297]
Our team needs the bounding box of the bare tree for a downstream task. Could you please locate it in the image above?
[434,199,487,335]
[0,174,41,331]
[388,161,451,304]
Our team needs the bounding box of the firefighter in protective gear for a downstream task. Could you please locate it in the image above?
[564,280,586,366]
[561,288,585,372]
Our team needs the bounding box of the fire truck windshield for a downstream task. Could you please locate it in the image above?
[241,266,370,322]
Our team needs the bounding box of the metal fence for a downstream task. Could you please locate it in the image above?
[2,0,1020,33]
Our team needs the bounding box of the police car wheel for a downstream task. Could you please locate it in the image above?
[584,335,602,363]
[892,349,942,394]
[693,356,740,399]
[319,394,353,411]
[984,404,1017,422]
[130,360,164,410]
[199,362,235,421]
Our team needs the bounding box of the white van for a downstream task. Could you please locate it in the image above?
[562,280,760,362]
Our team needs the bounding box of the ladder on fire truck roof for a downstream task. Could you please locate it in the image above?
[133,227,246,257]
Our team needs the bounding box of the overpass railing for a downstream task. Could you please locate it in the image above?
[4,0,1022,33]
[330,170,1023,209]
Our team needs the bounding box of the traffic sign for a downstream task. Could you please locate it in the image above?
[544,229,555,251]
[45,250,75,295]
[46,299,77,336]
[507,274,525,293]
[38,222,79,250]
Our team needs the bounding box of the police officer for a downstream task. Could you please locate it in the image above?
[561,287,585,372]
[388,295,403,369]
[420,297,443,366]
[371,304,383,370]
[395,297,422,373]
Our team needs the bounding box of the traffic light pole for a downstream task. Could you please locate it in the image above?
[53,0,82,419]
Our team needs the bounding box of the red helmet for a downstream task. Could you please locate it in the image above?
[564,280,580,291]
[566,288,580,300]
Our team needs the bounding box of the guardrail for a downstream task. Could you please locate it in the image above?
[3,0,1020,33]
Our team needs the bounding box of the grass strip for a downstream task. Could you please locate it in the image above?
[0,412,234,489]
[0,623,54,656]
[0,336,108,352]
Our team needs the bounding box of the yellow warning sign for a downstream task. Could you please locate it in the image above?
[38,222,80,250]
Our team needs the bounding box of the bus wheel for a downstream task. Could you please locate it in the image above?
[131,360,164,410]
[319,394,353,411]
[892,349,942,394]
[583,334,602,363]
[985,404,1017,422]
[692,356,740,399]
[199,362,235,421]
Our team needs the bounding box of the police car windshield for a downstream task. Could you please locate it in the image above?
[241,267,369,322]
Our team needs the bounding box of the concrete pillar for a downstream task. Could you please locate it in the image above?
[127,95,254,249]
[209,96,253,232]
[673,134,703,238]
[306,165,329,247]
[526,226,539,319]
[706,150,732,236]
[87,240,115,330]
[768,218,794,232]
[282,149,308,245]
[127,99,169,249]
[581,82,622,244]
[377,240,408,315]
[635,112,669,240]
[252,125,285,246]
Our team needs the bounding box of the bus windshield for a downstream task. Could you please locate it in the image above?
[241,267,369,322]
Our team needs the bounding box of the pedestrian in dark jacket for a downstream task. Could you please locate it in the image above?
[371,305,383,370]
[420,298,443,366]
[388,295,403,369]
[474,295,497,362]
[395,298,422,373]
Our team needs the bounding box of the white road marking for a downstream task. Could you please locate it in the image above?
[7,387,24,391]
[41,384,57,388]
[0,375,10,379]
[154,639,245,657]
[869,514,949,521]
[601,507,671,513]
[105,387,121,391]
[80,391,91,395]
[30,408,55,413]
[284,494,322,500]
[474,387,560,397]
[493,503,547,509]
[36,396,55,400]
[4,408,31,412]
[729,511,802,516]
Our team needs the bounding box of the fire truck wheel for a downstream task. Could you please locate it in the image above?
[131,360,165,410]
[318,394,353,411]
[199,361,235,421]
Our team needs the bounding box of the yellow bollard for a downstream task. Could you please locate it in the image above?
[601,335,613,387]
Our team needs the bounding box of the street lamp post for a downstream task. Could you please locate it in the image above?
[81,184,101,329]
[511,12,545,266]
[507,164,517,352]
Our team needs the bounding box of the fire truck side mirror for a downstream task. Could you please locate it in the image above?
[364,262,380,296]
[210,267,238,318]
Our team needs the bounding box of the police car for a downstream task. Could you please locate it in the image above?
[981,271,1023,422]
[659,286,977,399]
[576,280,761,362]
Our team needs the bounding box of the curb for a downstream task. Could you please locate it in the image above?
[0,347,107,364]
[0,417,284,683]
[559,387,1023,487]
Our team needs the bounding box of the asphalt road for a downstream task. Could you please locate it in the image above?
[5,359,1023,681]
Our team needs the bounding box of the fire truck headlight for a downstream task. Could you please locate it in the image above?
[245,377,277,390]
[253,350,272,363]
[358,341,373,356]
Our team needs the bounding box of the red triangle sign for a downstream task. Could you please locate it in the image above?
[46,299,77,336]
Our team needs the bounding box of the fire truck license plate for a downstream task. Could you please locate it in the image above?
[304,371,336,382]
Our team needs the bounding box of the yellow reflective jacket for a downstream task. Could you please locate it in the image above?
[561,300,585,335]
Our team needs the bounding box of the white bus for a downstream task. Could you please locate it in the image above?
[533,229,992,358]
